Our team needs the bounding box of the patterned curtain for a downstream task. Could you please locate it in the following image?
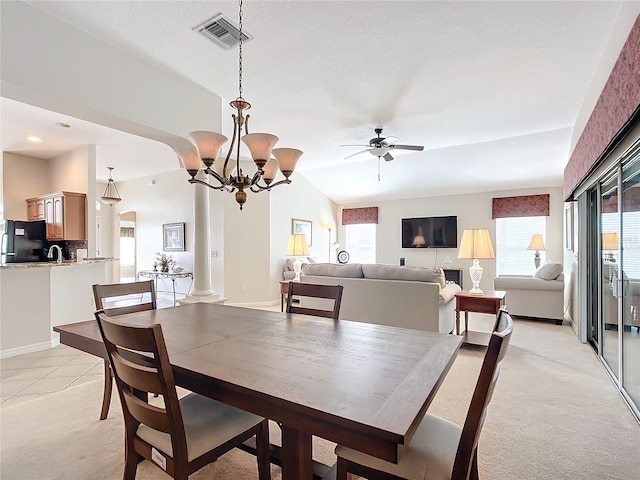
[342,207,379,225]
[492,194,550,219]
[120,227,135,238]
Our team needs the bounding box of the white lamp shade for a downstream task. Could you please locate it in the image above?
[272,148,303,177]
[287,234,310,256]
[242,133,279,166]
[213,157,235,178]
[190,131,228,160]
[262,158,278,184]
[458,229,495,259]
[527,233,546,251]
[176,148,203,171]
[602,232,619,250]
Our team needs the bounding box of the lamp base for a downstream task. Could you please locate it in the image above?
[468,259,484,296]
[533,251,541,269]
[293,257,302,282]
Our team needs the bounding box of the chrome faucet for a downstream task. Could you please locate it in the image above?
[47,245,63,264]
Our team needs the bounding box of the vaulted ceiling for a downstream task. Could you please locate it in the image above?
[1,1,634,204]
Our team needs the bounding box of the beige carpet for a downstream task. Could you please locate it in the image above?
[1,315,639,479]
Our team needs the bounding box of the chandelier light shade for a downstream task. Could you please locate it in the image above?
[527,233,546,269]
[179,0,302,210]
[100,167,122,206]
[458,229,495,295]
[287,233,310,282]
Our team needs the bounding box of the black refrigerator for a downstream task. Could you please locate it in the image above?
[2,220,48,263]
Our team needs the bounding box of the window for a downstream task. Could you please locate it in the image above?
[496,216,546,275]
[345,223,376,264]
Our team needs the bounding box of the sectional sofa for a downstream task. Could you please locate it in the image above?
[299,263,461,333]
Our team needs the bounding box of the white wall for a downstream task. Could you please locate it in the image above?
[269,171,338,300]
[104,168,201,297]
[338,186,565,294]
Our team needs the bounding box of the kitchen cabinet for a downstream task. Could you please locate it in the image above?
[26,192,86,240]
[26,198,45,220]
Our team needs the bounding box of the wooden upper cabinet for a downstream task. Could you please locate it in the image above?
[26,192,86,240]
[26,198,45,220]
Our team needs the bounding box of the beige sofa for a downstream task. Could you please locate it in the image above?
[299,263,461,333]
[493,262,565,324]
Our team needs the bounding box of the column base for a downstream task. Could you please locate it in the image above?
[178,293,227,305]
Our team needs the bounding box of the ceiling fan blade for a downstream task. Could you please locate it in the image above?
[340,144,370,147]
[390,144,424,151]
[381,136,399,145]
[344,148,371,160]
[383,152,394,162]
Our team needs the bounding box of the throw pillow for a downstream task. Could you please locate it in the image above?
[533,262,563,280]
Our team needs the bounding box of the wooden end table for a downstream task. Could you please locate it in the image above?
[280,280,290,312]
[455,290,506,346]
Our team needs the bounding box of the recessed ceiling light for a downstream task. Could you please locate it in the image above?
[55,122,71,128]
[27,136,43,143]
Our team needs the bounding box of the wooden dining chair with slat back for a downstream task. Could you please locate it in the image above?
[92,280,157,420]
[95,311,271,480]
[286,282,344,320]
[335,308,514,480]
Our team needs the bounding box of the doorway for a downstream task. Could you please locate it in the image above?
[119,211,136,282]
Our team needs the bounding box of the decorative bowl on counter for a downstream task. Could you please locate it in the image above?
[172,266,184,273]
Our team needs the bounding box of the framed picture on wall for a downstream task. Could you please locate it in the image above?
[163,222,185,252]
[291,218,312,246]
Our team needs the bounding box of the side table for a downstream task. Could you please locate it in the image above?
[279,280,290,312]
[455,290,507,346]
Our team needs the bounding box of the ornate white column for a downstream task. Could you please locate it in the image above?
[179,170,225,304]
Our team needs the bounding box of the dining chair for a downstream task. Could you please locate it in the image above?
[92,280,157,420]
[95,311,272,480]
[286,281,344,320]
[334,308,514,480]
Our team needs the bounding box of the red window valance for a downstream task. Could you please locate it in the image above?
[342,207,379,225]
[492,194,550,219]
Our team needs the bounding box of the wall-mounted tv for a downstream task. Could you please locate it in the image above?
[401,216,458,248]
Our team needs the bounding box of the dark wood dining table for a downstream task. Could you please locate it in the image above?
[54,303,462,480]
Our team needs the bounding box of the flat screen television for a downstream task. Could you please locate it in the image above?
[401,216,457,248]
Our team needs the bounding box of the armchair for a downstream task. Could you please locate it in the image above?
[493,262,565,324]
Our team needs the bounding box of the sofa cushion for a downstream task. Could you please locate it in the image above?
[285,256,316,271]
[362,264,446,288]
[533,262,563,280]
[302,263,364,278]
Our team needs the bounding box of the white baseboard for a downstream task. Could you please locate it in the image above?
[1,340,56,359]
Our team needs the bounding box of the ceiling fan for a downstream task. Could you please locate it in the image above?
[341,127,424,162]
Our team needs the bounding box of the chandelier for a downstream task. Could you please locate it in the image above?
[182,0,302,210]
[100,167,122,206]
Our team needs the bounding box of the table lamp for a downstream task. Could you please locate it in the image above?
[527,233,546,269]
[457,229,495,295]
[412,227,427,247]
[602,232,618,262]
[287,233,310,282]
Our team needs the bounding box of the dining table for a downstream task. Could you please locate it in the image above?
[54,302,462,480]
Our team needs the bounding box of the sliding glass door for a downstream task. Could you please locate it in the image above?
[621,158,640,410]
[600,172,619,377]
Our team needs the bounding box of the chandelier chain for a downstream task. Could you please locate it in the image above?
[238,0,243,99]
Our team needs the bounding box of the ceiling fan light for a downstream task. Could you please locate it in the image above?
[242,133,279,168]
[370,146,388,157]
[272,147,303,177]
[190,131,228,166]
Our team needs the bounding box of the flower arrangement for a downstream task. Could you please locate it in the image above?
[154,252,176,272]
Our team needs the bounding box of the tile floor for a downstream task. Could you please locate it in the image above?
[0,291,184,409]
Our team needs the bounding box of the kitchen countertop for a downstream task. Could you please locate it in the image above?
[0,257,117,269]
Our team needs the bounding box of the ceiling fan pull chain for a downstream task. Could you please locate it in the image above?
[378,156,381,181]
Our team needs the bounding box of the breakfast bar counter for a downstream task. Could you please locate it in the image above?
[0,258,118,357]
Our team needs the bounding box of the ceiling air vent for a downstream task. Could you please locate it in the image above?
[194,14,253,50]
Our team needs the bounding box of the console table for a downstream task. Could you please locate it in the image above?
[137,270,193,306]
[455,290,506,346]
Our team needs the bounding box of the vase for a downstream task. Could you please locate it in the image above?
[153,265,157,272]
[162,266,169,272]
